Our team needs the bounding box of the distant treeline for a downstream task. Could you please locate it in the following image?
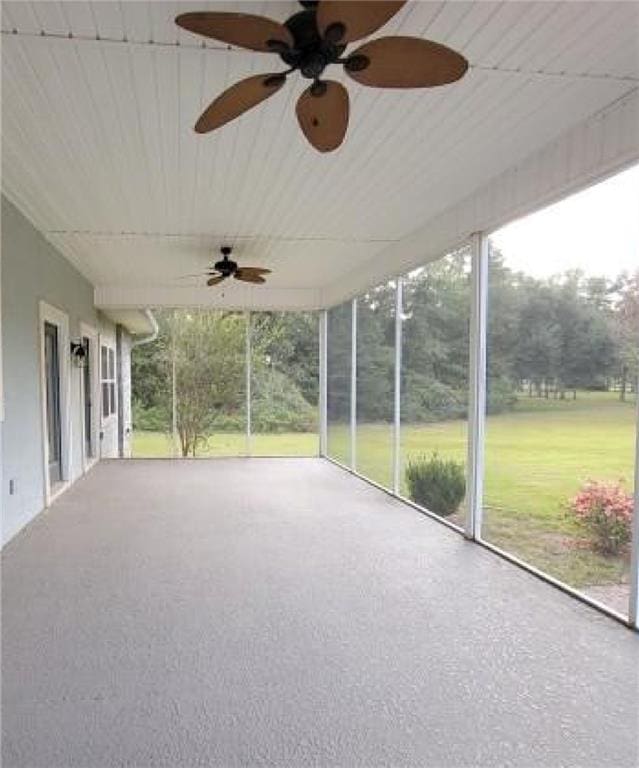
[132,253,637,452]
[328,250,638,424]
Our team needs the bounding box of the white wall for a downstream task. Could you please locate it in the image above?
[0,197,129,545]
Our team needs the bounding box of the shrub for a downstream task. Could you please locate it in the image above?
[405,453,466,517]
[132,400,170,432]
[569,481,633,556]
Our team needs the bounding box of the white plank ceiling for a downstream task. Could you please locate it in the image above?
[2,1,639,308]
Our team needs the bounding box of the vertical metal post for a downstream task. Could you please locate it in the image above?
[245,312,252,456]
[171,313,178,457]
[465,233,488,540]
[393,278,403,494]
[319,310,328,457]
[350,298,357,471]
[629,380,639,628]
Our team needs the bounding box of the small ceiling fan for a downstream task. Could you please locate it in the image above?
[175,1,468,152]
[192,246,272,286]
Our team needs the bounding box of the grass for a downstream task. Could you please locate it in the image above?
[133,391,636,590]
[132,430,319,458]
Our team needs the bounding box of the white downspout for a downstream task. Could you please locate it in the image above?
[131,309,159,348]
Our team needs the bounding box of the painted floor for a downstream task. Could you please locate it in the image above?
[2,459,638,767]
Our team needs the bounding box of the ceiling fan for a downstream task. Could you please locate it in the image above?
[175,1,468,152]
[195,246,272,286]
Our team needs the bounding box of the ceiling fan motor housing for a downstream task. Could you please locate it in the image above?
[280,10,347,80]
[215,246,237,276]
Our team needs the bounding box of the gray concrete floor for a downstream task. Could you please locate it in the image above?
[2,459,638,768]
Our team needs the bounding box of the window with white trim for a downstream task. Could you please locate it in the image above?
[101,344,116,418]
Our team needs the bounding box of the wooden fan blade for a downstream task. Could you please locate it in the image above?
[317,1,405,44]
[175,12,293,52]
[344,37,468,88]
[237,266,272,275]
[195,73,287,134]
[207,275,226,286]
[296,81,349,153]
[234,271,266,284]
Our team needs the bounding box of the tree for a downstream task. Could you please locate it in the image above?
[169,311,247,457]
[356,285,394,422]
[613,272,639,400]
[327,302,353,423]
[251,312,319,406]
[401,251,472,420]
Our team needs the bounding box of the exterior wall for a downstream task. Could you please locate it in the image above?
[1,197,99,544]
[0,197,134,545]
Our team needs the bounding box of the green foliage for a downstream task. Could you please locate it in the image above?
[486,377,518,414]
[131,309,319,456]
[356,290,395,421]
[327,302,353,422]
[132,399,169,432]
[170,311,247,456]
[252,367,317,433]
[401,373,467,422]
[252,312,319,406]
[405,453,466,517]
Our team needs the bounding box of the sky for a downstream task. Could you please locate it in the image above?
[490,164,639,280]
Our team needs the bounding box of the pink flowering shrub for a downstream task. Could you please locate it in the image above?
[569,482,633,556]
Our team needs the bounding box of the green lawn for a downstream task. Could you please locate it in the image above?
[133,391,636,590]
[330,391,636,590]
[132,430,319,458]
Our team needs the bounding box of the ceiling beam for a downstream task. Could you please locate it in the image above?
[95,284,322,312]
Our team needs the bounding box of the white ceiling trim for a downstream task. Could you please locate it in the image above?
[321,86,639,308]
[95,284,322,312]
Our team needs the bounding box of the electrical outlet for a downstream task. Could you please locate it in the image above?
[9,478,17,495]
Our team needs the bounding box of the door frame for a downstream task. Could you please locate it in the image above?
[80,321,100,473]
[39,301,71,505]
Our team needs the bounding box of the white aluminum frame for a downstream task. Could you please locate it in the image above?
[629,384,639,629]
[350,298,357,471]
[171,319,178,457]
[392,278,403,495]
[245,312,252,456]
[465,233,488,540]
[319,310,328,456]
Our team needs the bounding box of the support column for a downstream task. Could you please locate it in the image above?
[319,310,328,457]
[350,299,357,471]
[171,313,178,458]
[245,312,252,457]
[629,383,639,628]
[393,278,403,494]
[116,324,124,458]
[465,233,489,540]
